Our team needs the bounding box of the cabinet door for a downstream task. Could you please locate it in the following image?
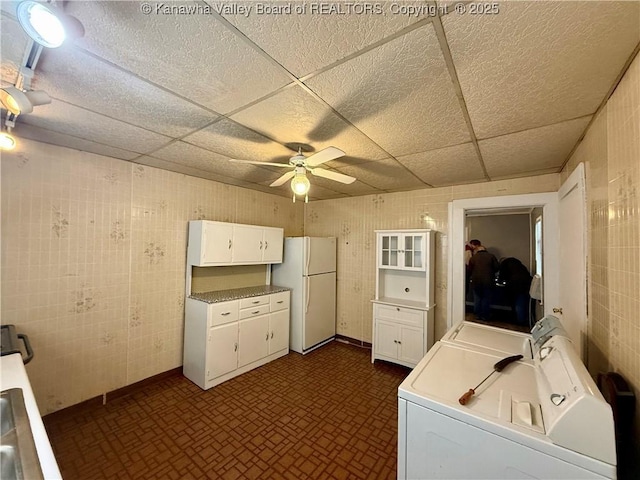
[232,225,263,263]
[238,315,270,367]
[269,309,289,354]
[374,320,399,359]
[398,325,424,365]
[262,227,283,263]
[379,234,401,268]
[202,222,233,264]
[207,323,238,380]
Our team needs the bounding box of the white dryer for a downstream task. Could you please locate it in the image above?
[398,336,616,479]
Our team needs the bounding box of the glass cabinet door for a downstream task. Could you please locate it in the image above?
[380,234,400,267]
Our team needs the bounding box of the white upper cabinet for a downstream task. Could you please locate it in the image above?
[188,221,283,266]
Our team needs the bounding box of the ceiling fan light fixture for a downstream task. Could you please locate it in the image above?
[0,86,51,115]
[290,170,310,196]
[17,0,84,48]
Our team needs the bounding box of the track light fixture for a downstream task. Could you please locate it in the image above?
[0,86,51,115]
[16,0,84,48]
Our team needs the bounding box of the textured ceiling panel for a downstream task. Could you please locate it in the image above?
[480,116,592,178]
[65,1,292,114]
[34,47,217,138]
[397,143,486,186]
[150,141,282,183]
[222,2,426,77]
[12,123,140,161]
[183,119,292,162]
[0,17,29,84]
[306,176,382,196]
[306,23,469,157]
[231,85,390,164]
[336,158,427,190]
[20,100,172,154]
[443,0,640,138]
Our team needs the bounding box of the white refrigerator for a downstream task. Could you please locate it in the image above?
[272,237,336,354]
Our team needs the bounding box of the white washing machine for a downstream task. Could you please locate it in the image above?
[398,335,616,479]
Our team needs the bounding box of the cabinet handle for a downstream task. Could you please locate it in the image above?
[252,300,260,304]
[397,341,402,345]
[252,310,261,315]
[265,332,269,341]
[234,343,238,352]
[271,331,274,339]
[228,239,232,249]
[276,300,283,304]
[260,240,263,250]
[265,241,268,250]
[221,312,231,316]
[396,307,400,312]
[393,340,397,344]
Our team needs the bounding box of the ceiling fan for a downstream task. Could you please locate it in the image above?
[230,146,356,203]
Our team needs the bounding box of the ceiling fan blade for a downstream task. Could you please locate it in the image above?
[230,159,292,168]
[310,168,356,184]
[270,170,296,187]
[305,146,345,167]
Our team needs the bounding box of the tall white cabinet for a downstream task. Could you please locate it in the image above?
[372,229,435,368]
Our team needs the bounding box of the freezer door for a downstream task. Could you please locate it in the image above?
[304,237,336,275]
[303,272,336,351]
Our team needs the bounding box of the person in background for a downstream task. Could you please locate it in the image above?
[498,257,533,326]
[468,239,499,321]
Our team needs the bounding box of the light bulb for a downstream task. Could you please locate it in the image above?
[290,173,310,196]
[17,1,67,48]
[0,132,16,150]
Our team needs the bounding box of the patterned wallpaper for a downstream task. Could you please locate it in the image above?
[562,52,639,455]
[1,139,303,413]
[303,174,560,344]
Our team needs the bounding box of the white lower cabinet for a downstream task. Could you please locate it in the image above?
[372,302,434,368]
[184,290,290,390]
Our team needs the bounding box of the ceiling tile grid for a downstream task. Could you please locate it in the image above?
[1,1,638,200]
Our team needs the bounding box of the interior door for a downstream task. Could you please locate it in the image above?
[557,164,587,360]
[303,272,336,350]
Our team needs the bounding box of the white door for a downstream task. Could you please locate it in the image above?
[203,222,233,264]
[238,316,269,367]
[398,325,423,365]
[207,323,238,380]
[305,237,336,275]
[303,271,336,350]
[557,164,587,360]
[262,227,283,263]
[232,225,262,263]
[269,310,289,354]
[375,320,399,358]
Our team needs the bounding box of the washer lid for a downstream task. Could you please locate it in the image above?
[442,321,533,360]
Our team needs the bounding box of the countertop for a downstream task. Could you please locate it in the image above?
[189,285,290,304]
[0,353,62,479]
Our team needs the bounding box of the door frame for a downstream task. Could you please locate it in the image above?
[447,192,559,329]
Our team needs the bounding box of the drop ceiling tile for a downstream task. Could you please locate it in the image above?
[480,116,592,179]
[231,85,390,163]
[1,16,29,83]
[150,141,282,183]
[336,157,427,191]
[183,119,292,161]
[135,156,254,187]
[443,1,640,138]
[34,47,216,138]
[306,23,469,157]
[397,143,486,186]
[20,100,172,154]
[65,1,292,113]
[222,3,428,77]
[12,123,140,161]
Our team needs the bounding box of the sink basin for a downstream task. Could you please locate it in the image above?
[0,389,43,480]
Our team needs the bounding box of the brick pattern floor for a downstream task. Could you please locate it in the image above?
[44,342,410,479]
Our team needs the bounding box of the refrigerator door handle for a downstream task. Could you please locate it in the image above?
[304,236,310,276]
[305,276,310,314]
